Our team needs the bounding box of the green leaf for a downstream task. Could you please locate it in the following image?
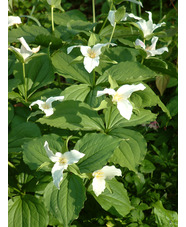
[96,61,157,85]
[8,24,50,43]
[156,75,170,96]
[109,128,147,172]
[23,134,64,170]
[9,122,41,154]
[74,133,121,173]
[8,78,21,92]
[51,50,92,85]
[89,178,132,217]
[37,100,104,131]
[61,84,90,102]
[153,201,178,227]
[85,86,105,108]
[88,33,100,46]
[115,6,126,22]
[8,102,14,125]
[105,106,157,129]
[8,195,48,227]
[43,174,86,227]
[13,53,54,99]
[140,159,156,173]
[166,96,178,117]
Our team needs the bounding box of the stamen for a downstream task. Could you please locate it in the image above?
[112,93,123,102]
[88,49,96,58]
[58,157,67,165]
[94,170,104,179]
[41,102,50,109]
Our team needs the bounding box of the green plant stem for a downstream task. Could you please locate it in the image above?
[22,62,27,102]
[160,0,163,19]
[92,0,96,31]
[108,22,116,48]
[138,0,141,17]
[51,5,54,32]
[99,2,113,34]
[141,57,144,64]
[92,69,96,87]
[105,106,112,133]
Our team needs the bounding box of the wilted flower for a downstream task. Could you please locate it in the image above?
[135,36,168,57]
[92,165,122,196]
[148,121,159,131]
[44,141,85,189]
[8,16,22,27]
[136,11,166,38]
[29,96,64,117]
[9,37,40,62]
[67,43,116,73]
[97,84,146,120]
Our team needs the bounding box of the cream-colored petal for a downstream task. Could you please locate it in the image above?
[29,100,45,109]
[117,84,146,99]
[8,16,22,27]
[97,88,116,97]
[117,99,133,120]
[44,141,61,162]
[83,56,99,73]
[51,162,65,189]
[92,177,106,196]
[63,150,85,165]
[101,165,122,180]
[80,46,91,57]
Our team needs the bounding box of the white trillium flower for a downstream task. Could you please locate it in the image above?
[44,141,85,189]
[9,37,40,62]
[108,10,141,27]
[8,16,22,27]
[92,165,122,196]
[67,43,116,73]
[136,11,166,38]
[29,96,64,117]
[97,83,146,120]
[135,36,168,57]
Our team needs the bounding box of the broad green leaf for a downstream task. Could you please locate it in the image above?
[153,201,178,227]
[109,128,147,172]
[51,50,92,85]
[105,106,157,130]
[140,159,156,173]
[43,174,86,227]
[8,78,21,92]
[9,122,41,153]
[166,96,178,117]
[115,6,126,23]
[8,195,48,227]
[47,0,62,10]
[48,10,87,25]
[74,133,121,173]
[8,54,16,75]
[85,86,105,108]
[89,178,132,217]
[8,102,14,125]
[61,84,91,102]
[130,84,171,117]
[8,24,50,43]
[8,91,25,103]
[96,61,157,85]
[23,134,64,170]
[88,33,100,46]
[13,53,54,99]
[37,100,104,131]
[156,75,170,96]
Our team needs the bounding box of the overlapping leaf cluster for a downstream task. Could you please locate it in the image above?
[8,0,178,226]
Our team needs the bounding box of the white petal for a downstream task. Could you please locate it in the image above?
[135,39,146,49]
[121,13,141,21]
[32,46,40,53]
[117,83,146,99]
[8,16,22,27]
[67,45,81,54]
[29,100,44,109]
[107,10,116,27]
[147,47,168,57]
[152,22,166,32]
[92,177,106,196]
[18,37,32,52]
[63,150,85,165]
[101,165,122,180]
[51,162,65,189]
[83,56,99,73]
[46,96,64,106]
[9,46,21,54]
[97,88,116,97]
[136,19,152,38]
[117,99,133,120]
[44,141,61,162]
[146,11,153,22]
[80,46,91,57]
[43,108,54,117]
[149,36,158,51]
[92,43,116,56]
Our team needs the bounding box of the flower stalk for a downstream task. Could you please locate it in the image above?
[92,0,96,31]
[22,62,27,102]
[108,22,116,47]
[51,5,54,32]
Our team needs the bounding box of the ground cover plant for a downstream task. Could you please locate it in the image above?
[8,0,178,226]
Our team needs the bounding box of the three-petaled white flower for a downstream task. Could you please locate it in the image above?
[135,36,168,57]
[92,165,122,196]
[67,43,116,73]
[29,96,64,117]
[108,10,141,27]
[8,16,22,27]
[136,11,166,38]
[44,141,85,189]
[97,83,146,120]
[9,37,40,62]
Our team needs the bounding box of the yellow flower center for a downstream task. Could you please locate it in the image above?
[58,157,67,165]
[112,93,123,102]
[87,49,96,58]
[145,45,152,51]
[41,102,50,109]
[94,170,104,179]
